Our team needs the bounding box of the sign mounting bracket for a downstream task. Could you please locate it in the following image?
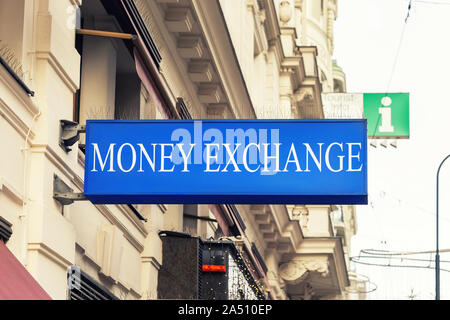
[53,174,87,206]
[60,120,86,152]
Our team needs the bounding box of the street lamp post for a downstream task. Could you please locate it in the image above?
[436,154,450,300]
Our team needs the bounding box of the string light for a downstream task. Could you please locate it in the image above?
[202,241,265,300]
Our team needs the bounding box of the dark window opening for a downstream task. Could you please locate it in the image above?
[0,216,12,243]
[67,265,118,300]
[183,204,199,235]
[76,0,144,124]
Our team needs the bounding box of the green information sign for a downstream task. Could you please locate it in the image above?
[363,93,409,139]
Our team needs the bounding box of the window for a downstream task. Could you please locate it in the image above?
[77,0,141,123]
[334,79,344,93]
[75,0,161,221]
[76,0,162,128]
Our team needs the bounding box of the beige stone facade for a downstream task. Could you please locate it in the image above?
[0,0,362,300]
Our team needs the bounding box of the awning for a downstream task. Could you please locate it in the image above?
[0,241,52,300]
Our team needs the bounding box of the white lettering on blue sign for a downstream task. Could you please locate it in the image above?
[83,120,368,205]
[90,141,363,174]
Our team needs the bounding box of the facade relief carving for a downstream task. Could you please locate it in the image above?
[294,86,314,103]
[279,1,293,25]
[279,257,329,285]
[287,205,309,231]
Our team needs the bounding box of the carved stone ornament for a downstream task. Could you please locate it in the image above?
[299,210,309,230]
[279,1,293,24]
[258,9,267,24]
[294,87,314,103]
[279,258,329,284]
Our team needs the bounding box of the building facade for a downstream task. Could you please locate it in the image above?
[0,0,362,300]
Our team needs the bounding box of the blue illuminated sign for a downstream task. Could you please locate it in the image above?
[84,119,367,204]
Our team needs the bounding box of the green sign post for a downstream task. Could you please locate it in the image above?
[363,93,409,139]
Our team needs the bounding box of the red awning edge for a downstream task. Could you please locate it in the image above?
[0,241,52,300]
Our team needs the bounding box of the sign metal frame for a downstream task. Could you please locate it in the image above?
[84,119,368,205]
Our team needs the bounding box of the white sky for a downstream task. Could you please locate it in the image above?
[333,0,450,299]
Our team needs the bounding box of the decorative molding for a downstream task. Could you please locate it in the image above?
[261,0,281,42]
[34,146,148,251]
[188,60,213,82]
[164,7,195,33]
[96,224,123,279]
[28,242,73,269]
[192,0,256,119]
[0,67,39,137]
[129,286,143,299]
[207,103,229,119]
[248,0,268,56]
[116,205,148,237]
[327,8,335,53]
[75,151,149,242]
[177,36,205,59]
[276,242,291,253]
[142,256,162,271]
[0,177,24,205]
[198,84,222,104]
[94,204,145,253]
[287,205,310,231]
[31,144,75,183]
[76,242,102,271]
[135,0,203,119]
[281,56,305,93]
[35,51,79,94]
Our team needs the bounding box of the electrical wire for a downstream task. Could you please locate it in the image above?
[413,0,450,5]
[369,186,450,224]
[350,257,450,272]
[360,248,450,256]
[351,248,450,274]
[356,0,450,297]
[367,1,412,141]
[405,0,413,22]
[385,0,411,95]
[353,255,450,263]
